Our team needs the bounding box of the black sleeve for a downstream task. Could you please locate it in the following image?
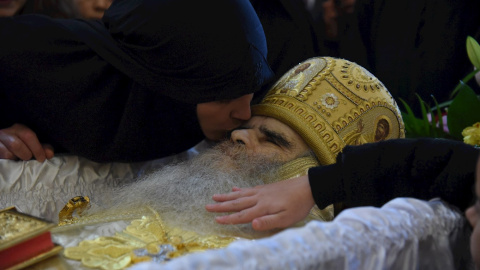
[308,138,479,211]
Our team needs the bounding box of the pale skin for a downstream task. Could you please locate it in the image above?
[205,115,315,231]
[206,175,314,231]
[0,93,254,161]
[0,124,54,162]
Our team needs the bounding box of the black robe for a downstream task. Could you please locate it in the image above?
[0,0,274,162]
[309,138,480,212]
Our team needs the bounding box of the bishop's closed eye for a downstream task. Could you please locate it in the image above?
[259,125,292,149]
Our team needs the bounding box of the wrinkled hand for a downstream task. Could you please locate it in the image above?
[205,175,315,231]
[0,123,54,162]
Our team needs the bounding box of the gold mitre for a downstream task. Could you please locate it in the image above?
[252,56,405,167]
[253,57,405,221]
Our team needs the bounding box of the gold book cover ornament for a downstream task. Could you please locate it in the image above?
[0,206,63,270]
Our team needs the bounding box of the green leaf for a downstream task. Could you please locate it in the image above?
[401,112,426,138]
[450,36,480,98]
[431,99,452,111]
[447,83,480,139]
[399,98,415,117]
[400,96,438,138]
[400,96,452,139]
[400,98,426,137]
[467,36,480,70]
[450,70,480,98]
[416,94,431,134]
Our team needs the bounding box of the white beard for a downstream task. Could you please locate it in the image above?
[86,141,284,238]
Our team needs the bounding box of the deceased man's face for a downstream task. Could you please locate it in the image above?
[224,115,310,163]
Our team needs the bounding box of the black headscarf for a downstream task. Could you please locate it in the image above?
[0,0,274,162]
[65,0,273,103]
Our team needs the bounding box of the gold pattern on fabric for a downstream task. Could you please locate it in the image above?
[308,204,334,222]
[60,203,237,269]
[272,156,319,184]
[252,56,405,166]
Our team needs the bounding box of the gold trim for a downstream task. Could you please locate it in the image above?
[272,156,320,183]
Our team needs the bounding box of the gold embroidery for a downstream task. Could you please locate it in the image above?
[61,205,237,269]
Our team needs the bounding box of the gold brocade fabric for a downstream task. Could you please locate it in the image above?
[273,156,320,183]
[57,204,236,270]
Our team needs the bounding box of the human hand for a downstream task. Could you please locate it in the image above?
[0,123,54,162]
[205,175,315,231]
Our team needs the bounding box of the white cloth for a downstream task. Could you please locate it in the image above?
[0,155,141,222]
[0,140,210,222]
[129,198,472,270]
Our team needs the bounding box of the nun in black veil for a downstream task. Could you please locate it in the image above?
[0,0,274,162]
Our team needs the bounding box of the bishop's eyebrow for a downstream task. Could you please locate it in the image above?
[258,125,292,149]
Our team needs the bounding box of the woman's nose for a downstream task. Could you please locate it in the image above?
[95,0,113,9]
[230,94,253,121]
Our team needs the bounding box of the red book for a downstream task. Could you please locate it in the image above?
[0,207,63,270]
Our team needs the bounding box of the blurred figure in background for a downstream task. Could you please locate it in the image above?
[302,0,356,57]
[0,0,112,19]
[0,0,26,16]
